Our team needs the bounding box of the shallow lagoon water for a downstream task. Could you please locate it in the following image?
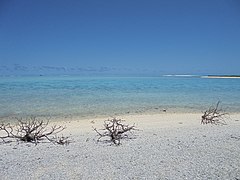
[0,76,240,119]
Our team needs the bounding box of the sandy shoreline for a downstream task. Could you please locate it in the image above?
[1,113,240,179]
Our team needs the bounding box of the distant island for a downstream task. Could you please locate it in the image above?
[201,75,240,79]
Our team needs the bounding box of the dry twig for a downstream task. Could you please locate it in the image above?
[93,118,136,145]
[0,116,68,145]
[201,101,227,125]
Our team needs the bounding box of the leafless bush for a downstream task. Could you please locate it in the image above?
[93,118,136,145]
[201,101,227,125]
[55,135,70,145]
[0,116,68,145]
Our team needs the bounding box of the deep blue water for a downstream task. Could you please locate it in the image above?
[0,76,240,118]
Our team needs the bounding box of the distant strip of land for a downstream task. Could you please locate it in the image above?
[201,75,240,79]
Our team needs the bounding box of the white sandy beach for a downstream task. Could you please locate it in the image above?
[1,113,240,180]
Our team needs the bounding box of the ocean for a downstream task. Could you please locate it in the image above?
[0,76,240,119]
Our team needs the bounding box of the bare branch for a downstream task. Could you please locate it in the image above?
[0,116,67,145]
[93,118,137,145]
[201,101,228,125]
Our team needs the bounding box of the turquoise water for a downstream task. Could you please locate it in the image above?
[0,76,240,118]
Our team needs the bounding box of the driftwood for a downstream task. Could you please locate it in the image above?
[201,101,227,125]
[93,118,136,145]
[0,116,68,145]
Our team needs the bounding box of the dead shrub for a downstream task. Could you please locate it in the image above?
[201,101,227,125]
[93,118,136,145]
[0,116,69,145]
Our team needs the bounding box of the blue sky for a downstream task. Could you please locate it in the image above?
[0,0,240,75]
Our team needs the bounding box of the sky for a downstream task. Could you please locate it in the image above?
[0,0,240,75]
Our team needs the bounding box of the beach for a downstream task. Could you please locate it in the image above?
[1,0,240,179]
[1,113,240,179]
[1,76,240,179]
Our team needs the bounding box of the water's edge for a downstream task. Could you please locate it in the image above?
[1,76,239,120]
